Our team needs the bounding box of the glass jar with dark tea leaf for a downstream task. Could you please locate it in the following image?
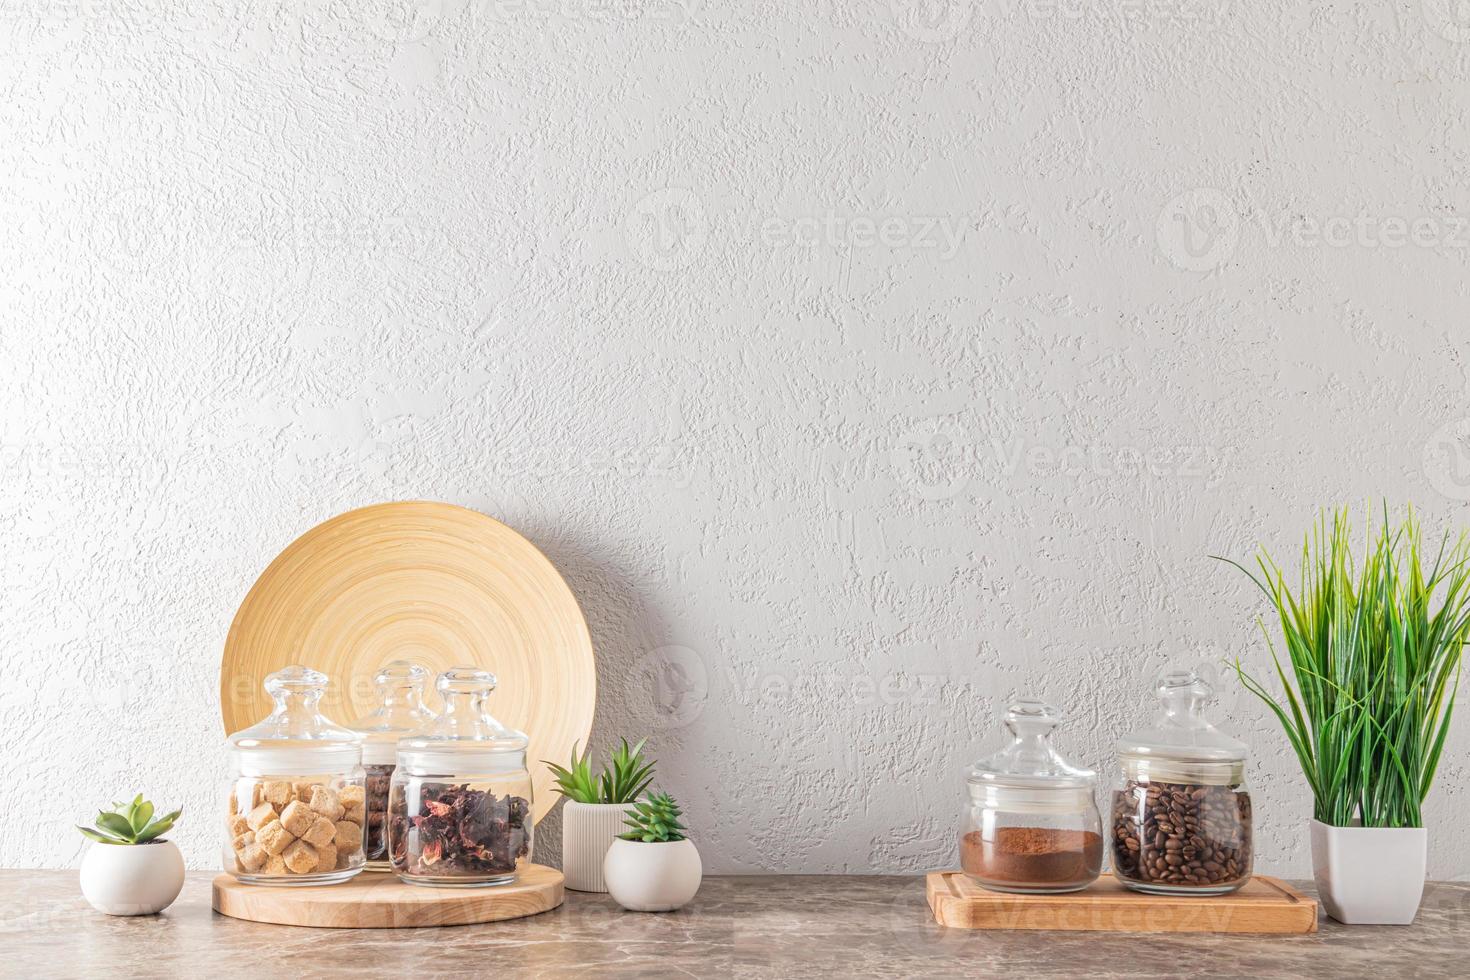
[1110,668,1253,895]
[347,660,435,871]
[389,667,533,886]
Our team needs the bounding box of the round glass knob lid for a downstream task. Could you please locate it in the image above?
[1118,666,1248,763]
[969,698,1095,789]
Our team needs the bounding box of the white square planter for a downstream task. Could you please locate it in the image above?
[562,801,635,892]
[1310,819,1426,924]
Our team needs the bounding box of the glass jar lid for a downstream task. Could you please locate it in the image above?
[967,700,1096,802]
[347,660,437,766]
[396,667,529,775]
[227,666,363,776]
[1117,667,1247,783]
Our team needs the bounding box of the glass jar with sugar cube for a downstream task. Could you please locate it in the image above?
[222,665,367,884]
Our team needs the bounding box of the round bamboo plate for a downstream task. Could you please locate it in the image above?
[212,865,564,928]
[220,501,595,824]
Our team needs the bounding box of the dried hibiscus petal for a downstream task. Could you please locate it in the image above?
[391,782,532,879]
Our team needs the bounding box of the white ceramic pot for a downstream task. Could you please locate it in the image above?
[1310,819,1427,924]
[80,840,185,916]
[563,801,635,892]
[603,837,702,912]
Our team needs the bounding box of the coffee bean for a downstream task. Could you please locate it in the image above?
[1110,778,1252,890]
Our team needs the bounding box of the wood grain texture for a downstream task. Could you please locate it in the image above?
[211,864,564,928]
[926,873,1318,934]
[220,501,596,824]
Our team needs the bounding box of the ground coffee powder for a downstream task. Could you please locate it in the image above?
[961,827,1103,890]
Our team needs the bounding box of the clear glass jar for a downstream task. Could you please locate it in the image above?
[223,666,367,885]
[962,700,1103,893]
[1110,668,1253,895]
[389,667,533,887]
[346,660,436,871]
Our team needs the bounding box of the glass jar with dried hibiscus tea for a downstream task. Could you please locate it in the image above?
[346,660,436,871]
[223,666,367,884]
[390,667,533,886]
[962,700,1103,893]
[1110,668,1253,895]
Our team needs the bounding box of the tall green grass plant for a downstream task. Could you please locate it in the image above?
[1218,508,1470,827]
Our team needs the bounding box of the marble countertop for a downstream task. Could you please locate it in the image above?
[5,871,1467,978]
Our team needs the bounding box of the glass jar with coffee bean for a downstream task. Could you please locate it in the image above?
[1111,668,1252,895]
[347,660,436,871]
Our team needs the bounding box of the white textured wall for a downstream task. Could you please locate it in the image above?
[3,1,1470,879]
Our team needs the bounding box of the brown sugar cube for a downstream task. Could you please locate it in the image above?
[231,830,255,851]
[228,793,238,816]
[307,785,344,822]
[262,781,292,807]
[245,802,278,831]
[282,839,319,874]
[314,842,337,871]
[333,819,363,854]
[291,781,317,801]
[265,853,288,875]
[280,800,316,837]
[302,815,336,848]
[336,850,353,870]
[228,813,249,837]
[338,785,365,808]
[341,802,364,825]
[256,819,294,856]
[237,842,267,873]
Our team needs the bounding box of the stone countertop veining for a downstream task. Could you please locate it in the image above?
[3,871,1467,979]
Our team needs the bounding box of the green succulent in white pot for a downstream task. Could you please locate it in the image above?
[602,792,702,912]
[77,795,185,916]
[1219,508,1470,924]
[545,738,656,892]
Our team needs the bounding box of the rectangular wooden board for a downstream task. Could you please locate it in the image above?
[926,873,1317,934]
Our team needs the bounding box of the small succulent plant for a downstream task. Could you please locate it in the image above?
[619,791,687,843]
[77,794,181,845]
[545,738,656,805]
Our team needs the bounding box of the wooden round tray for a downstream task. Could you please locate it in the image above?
[212,864,564,928]
[220,501,596,824]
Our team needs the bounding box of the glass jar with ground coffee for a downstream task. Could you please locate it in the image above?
[1110,668,1252,895]
[390,667,533,886]
[962,700,1103,893]
[347,660,436,871]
